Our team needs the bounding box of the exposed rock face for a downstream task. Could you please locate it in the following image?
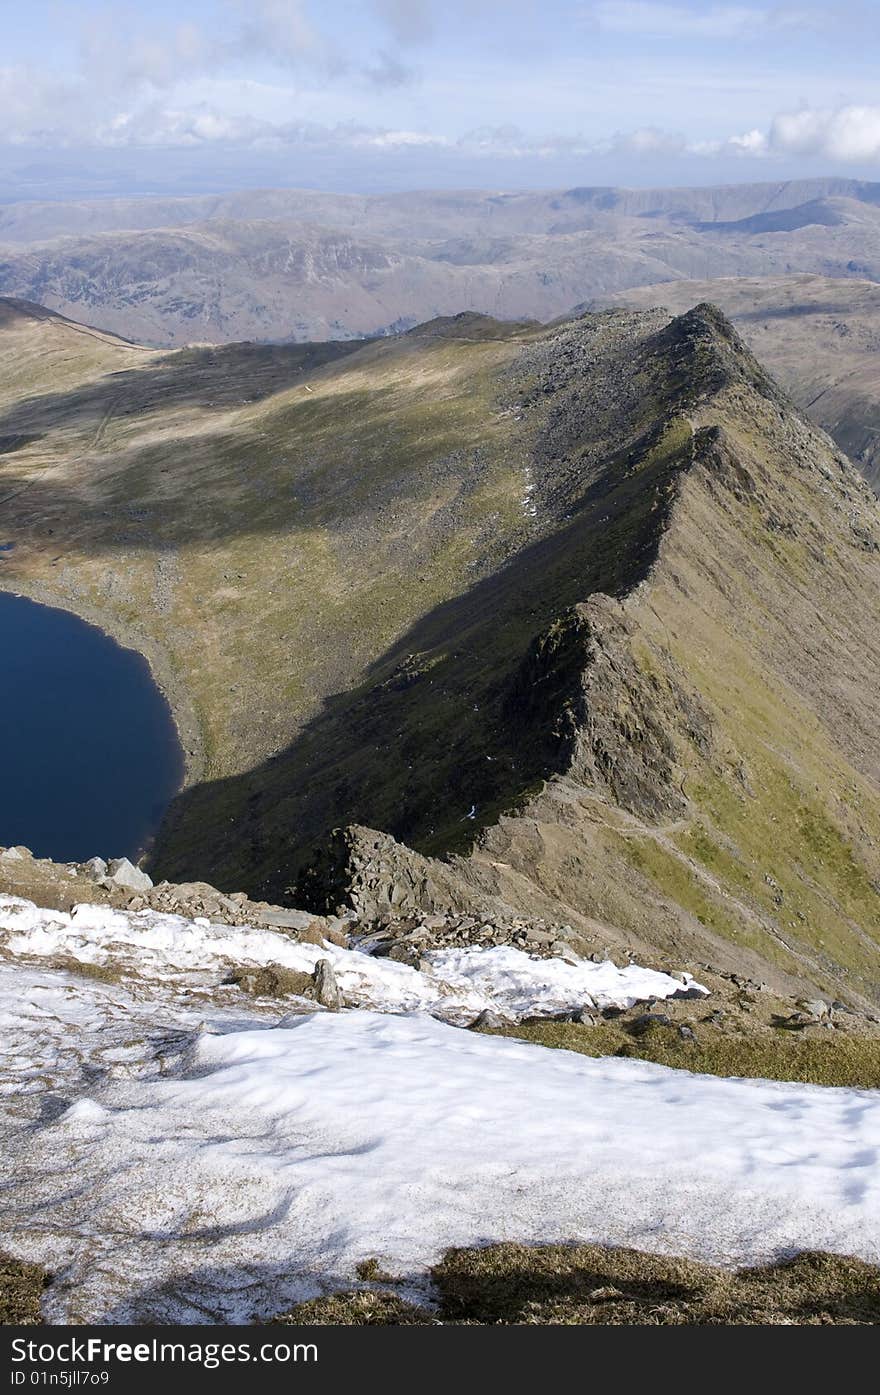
[269,306,880,1007]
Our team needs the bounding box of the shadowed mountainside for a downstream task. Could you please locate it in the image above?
[2,296,880,1004]
[154,307,880,1007]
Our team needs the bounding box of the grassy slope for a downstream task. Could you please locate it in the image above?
[3,298,880,1004]
[0,305,545,781]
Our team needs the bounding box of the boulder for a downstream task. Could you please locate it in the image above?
[549,940,581,964]
[251,907,316,932]
[80,857,108,879]
[103,858,153,893]
[469,1008,517,1030]
[574,1007,600,1026]
[312,958,343,1010]
[796,997,831,1020]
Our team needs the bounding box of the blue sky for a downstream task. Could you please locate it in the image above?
[3,1,880,195]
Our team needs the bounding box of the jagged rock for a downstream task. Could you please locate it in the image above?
[386,943,422,968]
[550,941,581,964]
[670,981,708,1000]
[0,846,29,861]
[80,857,108,879]
[103,858,153,893]
[298,922,348,948]
[312,958,343,1010]
[575,1007,600,1026]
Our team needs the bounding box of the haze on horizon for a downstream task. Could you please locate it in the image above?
[2,0,880,201]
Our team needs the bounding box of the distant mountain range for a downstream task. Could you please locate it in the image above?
[1,176,880,346]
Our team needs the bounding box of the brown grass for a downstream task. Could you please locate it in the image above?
[226,963,314,998]
[0,1253,49,1324]
[273,1243,880,1325]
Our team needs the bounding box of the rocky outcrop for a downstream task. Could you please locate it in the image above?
[281,307,880,1007]
[0,845,349,943]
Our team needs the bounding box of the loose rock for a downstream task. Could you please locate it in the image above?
[312,958,343,1011]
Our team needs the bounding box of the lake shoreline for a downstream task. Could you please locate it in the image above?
[0,578,205,851]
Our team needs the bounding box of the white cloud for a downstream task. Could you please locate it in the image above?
[726,127,769,155]
[769,105,880,162]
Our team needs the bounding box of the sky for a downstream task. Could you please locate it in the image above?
[2,0,880,198]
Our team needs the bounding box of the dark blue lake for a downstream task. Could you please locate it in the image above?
[0,591,184,863]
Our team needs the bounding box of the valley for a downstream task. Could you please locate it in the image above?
[3,179,880,1330]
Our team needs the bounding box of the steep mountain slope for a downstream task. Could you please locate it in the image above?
[155,307,880,1006]
[0,299,547,776]
[594,276,880,491]
[2,297,880,1006]
[2,179,880,346]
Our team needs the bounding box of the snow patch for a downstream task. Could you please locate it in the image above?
[0,895,703,1024]
[2,1001,880,1323]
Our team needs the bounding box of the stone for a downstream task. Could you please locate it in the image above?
[252,907,315,932]
[470,1008,514,1031]
[796,997,830,1020]
[678,1025,696,1042]
[549,940,581,965]
[0,846,27,862]
[524,927,558,946]
[103,858,153,893]
[777,1011,813,1030]
[312,958,343,1011]
[81,857,108,879]
[386,943,421,968]
[575,1007,600,1026]
[670,979,706,1000]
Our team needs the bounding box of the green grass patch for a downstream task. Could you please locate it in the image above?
[485,1018,880,1088]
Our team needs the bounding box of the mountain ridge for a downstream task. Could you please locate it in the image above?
[2,295,880,1005]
